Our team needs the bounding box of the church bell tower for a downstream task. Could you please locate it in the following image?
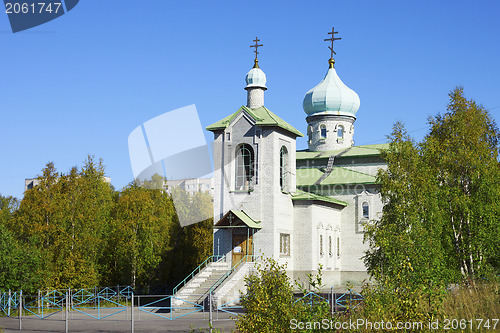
[245,38,267,109]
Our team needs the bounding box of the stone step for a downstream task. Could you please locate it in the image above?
[173,260,235,306]
[181,275,227,289]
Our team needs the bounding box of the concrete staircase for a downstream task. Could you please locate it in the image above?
[213,262,256,307]
[172,260,257,311]
[172,261,230,309]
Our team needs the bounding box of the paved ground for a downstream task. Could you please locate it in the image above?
[0,307,238,332]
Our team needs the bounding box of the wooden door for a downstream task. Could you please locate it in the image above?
[232,233,252,267]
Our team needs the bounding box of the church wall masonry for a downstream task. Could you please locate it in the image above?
[264,129,296,266]
[306,115,355,151]
[292,201,344,287]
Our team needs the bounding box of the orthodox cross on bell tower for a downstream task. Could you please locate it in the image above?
[324,27,341,68]
[250,37,263,68]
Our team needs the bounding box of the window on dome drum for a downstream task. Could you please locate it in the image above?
[320,124,327,138]
[235,144,255,190]
[319,235,323,255]
[280,146,288,191]
[362,202,369,219]
[280,233,290,256]
[337,125,344,139]
[307,125,313,144]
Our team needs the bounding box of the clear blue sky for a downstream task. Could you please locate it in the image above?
[1,0,499,199]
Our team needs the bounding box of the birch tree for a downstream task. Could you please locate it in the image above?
[365,87,500,286]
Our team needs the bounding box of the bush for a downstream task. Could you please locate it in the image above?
[236,258,331,333]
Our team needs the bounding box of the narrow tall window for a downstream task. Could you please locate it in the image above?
[337,125,344,139]
[235,144,254,190]
[307,125,313,144]
[362,202,369,219]
[337,237,340,257]
[329,236,332,256]
[320,124,327,138]
[320,235,323,255]
[280,233,290,256]
[280,146,288,191]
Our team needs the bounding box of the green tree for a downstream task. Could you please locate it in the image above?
[236,259,295,333]
[4,162,215,292]
[364,122,451,288]
[13,156,114,289]
[111,182,176,290]
[161,188,214,285]
[425,88,500,280]
[141,173,167,190]
[0,194,19,226]
[0,224,43,293]
[237,259,331,333]
[363,87,500,321]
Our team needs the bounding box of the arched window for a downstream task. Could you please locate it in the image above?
[337,125,344,139]
[329,235,332,256]
[320,124,327,138]
[235,144,254,190]
[307,125,313,144]
[280,146,288,191]
[362,202,369,219]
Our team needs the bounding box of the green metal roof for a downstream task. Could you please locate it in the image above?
[232,210,261,228]
[297,166,376,186]
[292,189,347,207]
[214,210,262,229]
[296,143,389,160]
[296,168,325,187]
[206,105,303,137]
[321,167,377,185]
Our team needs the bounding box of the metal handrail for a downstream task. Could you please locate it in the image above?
[195,255,255,304]
[172,255,226,295]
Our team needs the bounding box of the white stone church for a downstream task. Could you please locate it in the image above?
[206,39,387,287]
[175,35,387,305]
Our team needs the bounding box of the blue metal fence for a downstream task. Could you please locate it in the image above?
[217,297,243,316]
[0,285,132,319]
[0,283,366,333]
[0,291,20,317]
[138,295,203,320]
[23,290,64,319]
[334,290,364,311]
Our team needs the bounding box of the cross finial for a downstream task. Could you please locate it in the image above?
[250,37,263,68]
[324,27,341,67]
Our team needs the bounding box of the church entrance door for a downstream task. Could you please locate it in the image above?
[232,233,252,267]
